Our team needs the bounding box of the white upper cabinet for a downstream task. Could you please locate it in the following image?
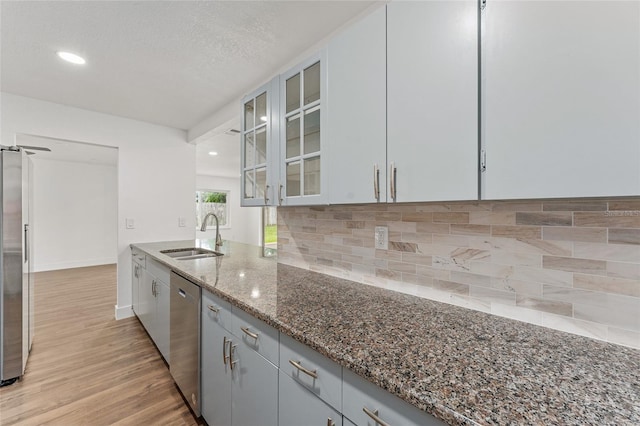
[241,77,280,207]
[387,0,479,203]
[482,1,640,199]
[327,6,387,204]
[279,52,328,206]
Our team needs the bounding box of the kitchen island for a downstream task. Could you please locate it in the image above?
[131,239,640,425]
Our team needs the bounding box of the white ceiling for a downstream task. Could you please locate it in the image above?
[195,118,242,178]
[16,134,118,166]
[1,0,378,131]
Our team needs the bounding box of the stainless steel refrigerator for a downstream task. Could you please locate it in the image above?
[0,146,33,386]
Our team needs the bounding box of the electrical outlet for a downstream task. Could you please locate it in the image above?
[178,217,186,227]
[126,218,135,229]
[374,226,388,250]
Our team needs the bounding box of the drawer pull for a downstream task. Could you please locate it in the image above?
[207,305,219,313]
[241,326,259,339]
[288,359,318,379]
[363,407,390,426]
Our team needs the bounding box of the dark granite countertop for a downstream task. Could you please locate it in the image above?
[131,239,640,426]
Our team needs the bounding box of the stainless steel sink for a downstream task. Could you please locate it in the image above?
[160,248,222,260]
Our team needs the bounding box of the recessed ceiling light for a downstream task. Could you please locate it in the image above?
[260,116,268,122]
[57,51,86,65]
[208,151,218,156]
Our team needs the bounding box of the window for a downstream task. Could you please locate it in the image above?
[196,190,229,229]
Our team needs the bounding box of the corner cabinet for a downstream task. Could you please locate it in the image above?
[279,52,328,206]
[481,0,640,199]
[241,77,280,207]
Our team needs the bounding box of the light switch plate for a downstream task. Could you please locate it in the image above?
[126,218,135,229]
[374,226,388,250]
[178,217,186,227]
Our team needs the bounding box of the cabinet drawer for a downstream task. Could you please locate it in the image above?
[342,369,445,426]
[202,290,233,333]
[279,333,342,412]
[279,370,342,426]
[147,256,170,284]
[232,306,279,366]
[131,248,146,268]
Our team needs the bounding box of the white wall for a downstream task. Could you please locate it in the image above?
[1,93,196,319]
[196,174,262,246]
[31,158,118,272]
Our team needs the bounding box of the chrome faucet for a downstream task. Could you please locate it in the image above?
[200,212,223,247]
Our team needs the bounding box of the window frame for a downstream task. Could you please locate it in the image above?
[196,189,231,230]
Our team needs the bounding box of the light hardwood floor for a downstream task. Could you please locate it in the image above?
[0,264,199,425]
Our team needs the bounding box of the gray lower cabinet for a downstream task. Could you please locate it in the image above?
[201,291,232,426]
[232,341,278,426]
[279,370,342,426]
[131,258,142,314]
[134,257,170,363]
[154,279,170,362]
[342,369,445,426]
[201,289,278,426]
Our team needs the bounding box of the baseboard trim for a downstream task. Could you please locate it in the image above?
[115,304,134,320]
[34,258,117,272]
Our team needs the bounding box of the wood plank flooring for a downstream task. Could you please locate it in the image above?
[0,264,198,425]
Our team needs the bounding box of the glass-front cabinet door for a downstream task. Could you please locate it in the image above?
[241,78,279,207]
[280,52,327,205]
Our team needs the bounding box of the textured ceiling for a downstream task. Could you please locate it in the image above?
[1,1,377,131]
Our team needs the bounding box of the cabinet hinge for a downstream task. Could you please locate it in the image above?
[481,0,487,11]
[480,150,487,173]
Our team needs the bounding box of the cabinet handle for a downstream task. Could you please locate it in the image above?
[134,265,138,278]
[288,359,318,379]
[373,164,380,202]
[363,407,390,426]
[152,280,157,297]
[207,305,219,313]
[278,183,283,205]
[241,326,259,339]
[264,184,270,204]
[390,162,397,202]
[223,336,230,365]
[327,418,335,426]
[229,341,238,370]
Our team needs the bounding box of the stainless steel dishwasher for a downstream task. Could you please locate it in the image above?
[170,272,201,416]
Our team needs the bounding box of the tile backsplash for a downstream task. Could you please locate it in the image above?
[277,198,640,349]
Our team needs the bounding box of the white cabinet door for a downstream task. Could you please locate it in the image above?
[154,279,170,363]
[138,270,155,337]
[131,259,141,315]
[328,6,387,204]
[280,52,328,206]
[482,1,640,199]
[241,78,281,207]
[201,292,232,426]
[231,340,278,426]
[387,1,478,203]
[278,370,342,426]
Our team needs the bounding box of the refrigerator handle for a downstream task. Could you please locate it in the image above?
[24,224,28,263]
